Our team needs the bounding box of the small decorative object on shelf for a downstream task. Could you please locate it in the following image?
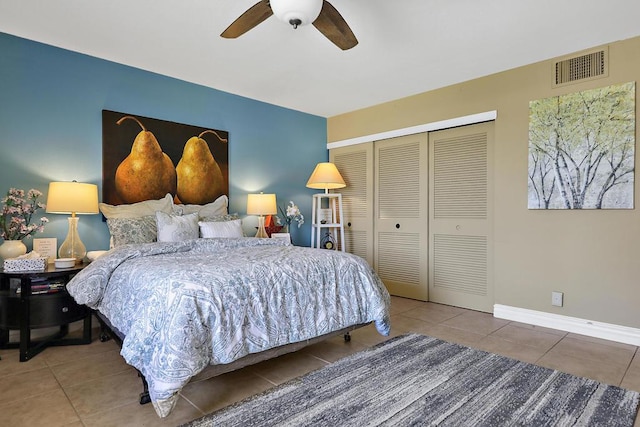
[0,188,48,261]
[319,208,332,224]
[321,232,336,250]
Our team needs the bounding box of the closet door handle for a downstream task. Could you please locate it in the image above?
[395,223,400,229]
[347,222,352,227]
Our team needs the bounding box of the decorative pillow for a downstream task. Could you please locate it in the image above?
[199,219,243,238]
[174,195,228,218]
[170,204,184,216]
[106,216,157,247]
[100,193,174,219]
[156,211,199,242]
[199,213,240,222]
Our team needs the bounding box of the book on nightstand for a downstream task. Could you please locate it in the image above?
[14,278,65,295]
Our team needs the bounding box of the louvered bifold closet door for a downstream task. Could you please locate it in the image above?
[330,143,374,265]
[375,134,428,300]
[429,122,494,313]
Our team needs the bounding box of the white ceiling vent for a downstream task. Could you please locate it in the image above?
[553,47,608,87]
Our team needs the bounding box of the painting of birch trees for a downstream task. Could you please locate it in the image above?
[528,82,635,209]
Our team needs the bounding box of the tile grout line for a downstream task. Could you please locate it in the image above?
[56,364,87,426]
[532,330,568,365]
[177,392,207,418]
[619,346,639,388]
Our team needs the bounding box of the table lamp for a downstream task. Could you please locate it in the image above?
[306,162,346,193]
[46,181,99,263]
[247,192,277,238]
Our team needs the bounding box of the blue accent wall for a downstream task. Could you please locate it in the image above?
[0,32,326,250]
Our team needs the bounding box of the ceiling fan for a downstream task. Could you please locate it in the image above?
[221,0,358,50]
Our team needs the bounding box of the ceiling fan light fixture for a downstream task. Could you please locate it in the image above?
[270,0,323,28]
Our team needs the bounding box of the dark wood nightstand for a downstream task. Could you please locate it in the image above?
[0,263,92,361]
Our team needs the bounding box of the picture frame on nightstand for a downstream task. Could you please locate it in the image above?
[33,238,57,263]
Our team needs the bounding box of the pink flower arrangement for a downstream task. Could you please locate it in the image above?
[0,188,49,241]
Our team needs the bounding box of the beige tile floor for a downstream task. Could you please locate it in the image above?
[1,296,639,426]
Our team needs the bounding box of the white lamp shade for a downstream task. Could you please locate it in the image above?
[46,182,99,214]
[271,0,323,26]
[247,193,277,215]
[306,162,346,191]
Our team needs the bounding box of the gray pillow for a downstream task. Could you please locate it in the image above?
[106,216,157,247]
[199,213,240,222]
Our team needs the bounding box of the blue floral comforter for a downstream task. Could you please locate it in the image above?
[66,238,391,417]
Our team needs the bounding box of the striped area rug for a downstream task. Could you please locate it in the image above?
[183,334,640,426]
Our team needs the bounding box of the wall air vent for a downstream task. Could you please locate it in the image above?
[553,47,608,87]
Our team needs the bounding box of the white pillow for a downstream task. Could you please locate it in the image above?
[100,193,174,219]
[156,211,199,242]
[87,250,108,261]
[199,219,243,238]
[175,195,228,218]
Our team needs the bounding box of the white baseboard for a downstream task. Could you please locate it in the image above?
[493,304,640,346]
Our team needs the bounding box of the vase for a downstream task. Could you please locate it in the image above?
[0,240,27,261]
[286,224,296,245]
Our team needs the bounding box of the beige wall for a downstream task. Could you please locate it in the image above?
[327,36,640,329]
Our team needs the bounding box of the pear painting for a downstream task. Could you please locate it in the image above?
[176,130,228,204]
[114,116,177,203]
[102,110,229,207]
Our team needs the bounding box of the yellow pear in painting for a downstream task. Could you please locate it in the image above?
[114,116,177,203]
[176,130,227,204]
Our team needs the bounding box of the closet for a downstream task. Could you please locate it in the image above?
[373,134,428,301]
[330,122,493,312]
[330,143,373,264]
[428,123,494,312]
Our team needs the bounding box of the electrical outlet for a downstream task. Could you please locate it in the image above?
[551,291,563,307]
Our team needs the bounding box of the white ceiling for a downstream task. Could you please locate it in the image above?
[1,0,639,118]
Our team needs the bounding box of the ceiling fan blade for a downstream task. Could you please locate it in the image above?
[312,1,358,50]
[221,1,273,39]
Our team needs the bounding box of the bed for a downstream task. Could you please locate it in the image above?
[66,234,391,417]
